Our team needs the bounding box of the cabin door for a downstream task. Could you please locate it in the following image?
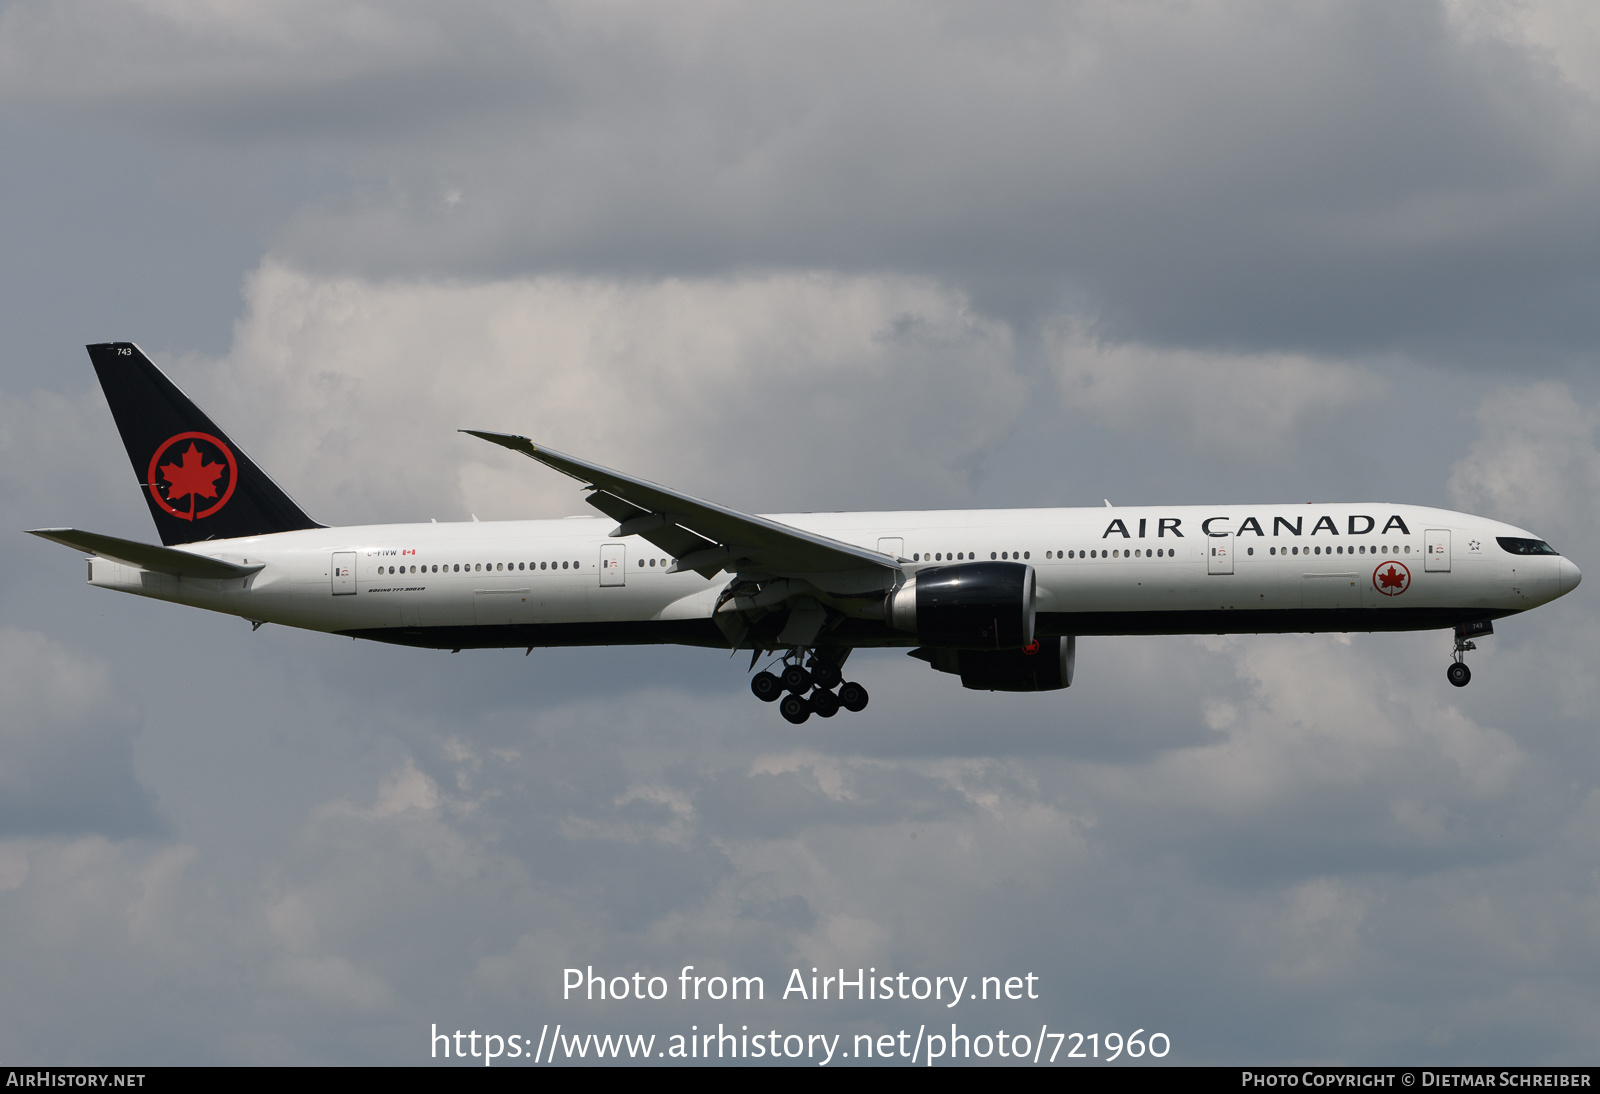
[332,551,356,595]
[1424,529,1451,572]
[599,543,626,587]
[1208,534,1234,575]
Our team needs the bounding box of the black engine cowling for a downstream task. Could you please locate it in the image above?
[911,636,1077,692]
[884,562,1036,648]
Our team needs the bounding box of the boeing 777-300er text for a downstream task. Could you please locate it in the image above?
[29,344,1583,723]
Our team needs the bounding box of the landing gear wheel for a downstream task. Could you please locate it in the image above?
[779,693,813,724]
[839,681,869,712]
[810,661,842,690]
[1447,662,1471,688]
[811,688,841,718]
[751,671,782,702]
[781,664,813,694]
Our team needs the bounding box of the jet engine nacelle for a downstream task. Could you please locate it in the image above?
[911,635,1077,691]
[884,561,1036,648]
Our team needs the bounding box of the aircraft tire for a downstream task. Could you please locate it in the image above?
[1447,662,1471,687]
[781,664,813,694]
[810,661,842,690]
[812,688,841,718]
[751,671,783,702]
[779,693,812,724]
[839,682,869,712]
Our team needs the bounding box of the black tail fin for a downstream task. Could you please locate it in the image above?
[87,342,322,546]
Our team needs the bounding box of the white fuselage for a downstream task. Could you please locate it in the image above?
[84,503,1579,648]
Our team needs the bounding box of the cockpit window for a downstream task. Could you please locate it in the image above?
[1497,537,1559,556]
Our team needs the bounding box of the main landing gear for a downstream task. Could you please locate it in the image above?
[750,651,869,724]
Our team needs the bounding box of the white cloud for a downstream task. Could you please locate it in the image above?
[1049,322,1374,456]
[1445,0,1600,102]
[1448,381,1600,545]
[175,260,1024,524]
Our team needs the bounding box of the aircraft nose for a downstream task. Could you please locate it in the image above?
[1559,556,1582,595]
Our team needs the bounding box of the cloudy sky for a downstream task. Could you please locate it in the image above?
[3,0,1600,1065]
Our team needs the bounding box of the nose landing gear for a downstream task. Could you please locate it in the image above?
[1447,620,1493,687]
[754,649,868,724]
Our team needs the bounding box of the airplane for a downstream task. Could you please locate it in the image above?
[28,343,1582,724]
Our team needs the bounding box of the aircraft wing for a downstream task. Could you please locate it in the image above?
[26,528,266,580]
[461,431,901,584]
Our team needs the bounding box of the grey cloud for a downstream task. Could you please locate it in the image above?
[4,0,1600,1066]
[5,2,1600,360]
[691,763,975,840]
[0,629,161,837]
[0,590,1593,1061]
[3,261,1595,1061]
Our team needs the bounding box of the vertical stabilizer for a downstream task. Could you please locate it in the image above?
[87,342,321,545]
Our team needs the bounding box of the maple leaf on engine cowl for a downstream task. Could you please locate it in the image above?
[160,443,225,504]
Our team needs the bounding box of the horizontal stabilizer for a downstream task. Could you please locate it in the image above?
[26,528,265,580]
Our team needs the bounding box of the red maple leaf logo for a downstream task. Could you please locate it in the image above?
[1373,562,1411,595]
[160,443,225,505]
[146,432,238,521]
